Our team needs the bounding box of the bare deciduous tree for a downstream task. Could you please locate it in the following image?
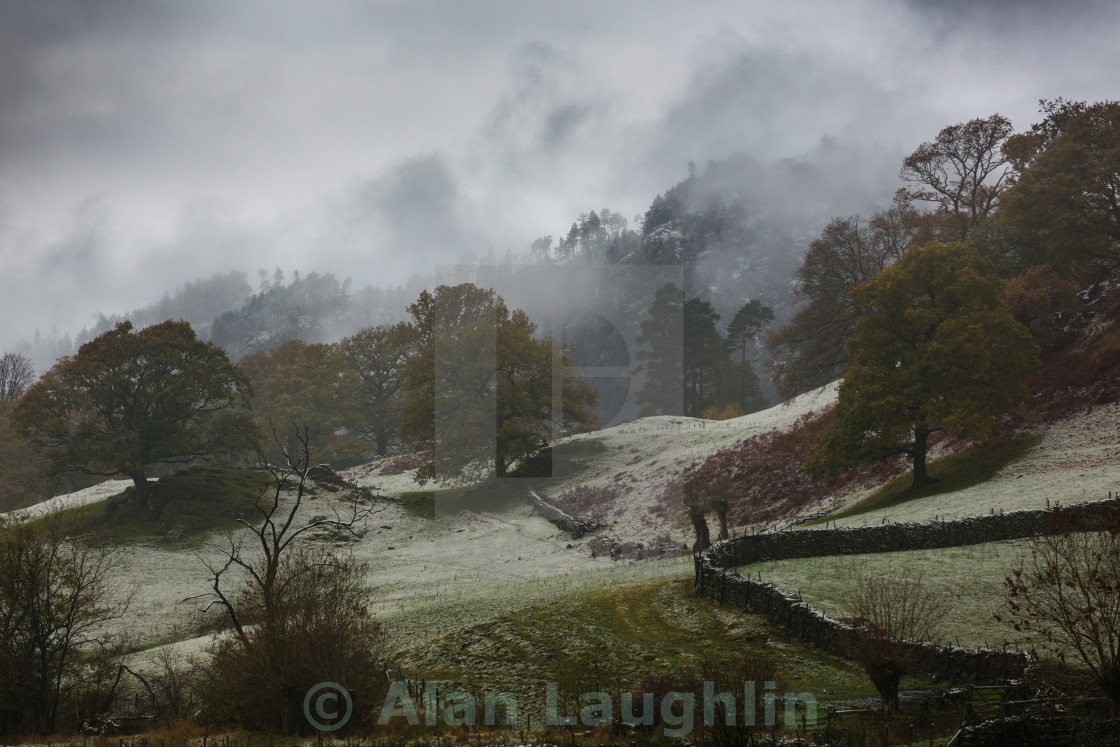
[999,509,1120,715]
[0,512,132,734]
[0,352,34,401]
[190,427,388,730]
[898,113,1014,241]
[765,200,919,399]
[121,648,201,726]
[845,569,946,715]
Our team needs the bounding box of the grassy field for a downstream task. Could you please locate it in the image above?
[49,466,272,544]
[740,541,1036,650]
[811,435,1042,525]
[393,575,910,722]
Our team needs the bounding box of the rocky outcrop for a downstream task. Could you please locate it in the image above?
[588,534,684,560]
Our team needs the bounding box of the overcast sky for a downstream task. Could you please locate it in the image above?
[2,0,1119,351]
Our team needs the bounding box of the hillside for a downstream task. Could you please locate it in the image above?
[10,368,1115,667]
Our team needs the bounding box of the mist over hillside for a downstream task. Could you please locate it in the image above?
[5,1,1120,359]
[11,145,898,414]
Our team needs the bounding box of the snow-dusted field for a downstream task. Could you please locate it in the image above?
[820,401,1120,528]
[340,383,839,548]
[16,484,691,666]
[532,382,839,541]
[742,541,1035,649]
[8,378,1120,673]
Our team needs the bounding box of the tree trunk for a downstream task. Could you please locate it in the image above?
[689,506,711,553]
[714,501,729,541]
[128,473,150,509]
[376,428,389,457]
[910,425,935,489]
[1105,677,1120,719]
[739,345,747,412]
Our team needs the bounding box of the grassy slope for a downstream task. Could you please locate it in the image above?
[741,541,1036,651]
[809,435,1043,525]
[51,466,271,545]
[20,355,1118,707]
[395,577,883,718]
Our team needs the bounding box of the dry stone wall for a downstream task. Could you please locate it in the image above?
[527,489,603,538]
[695,498,1120,684]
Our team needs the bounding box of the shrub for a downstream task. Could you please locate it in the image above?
[844,569,946,715]
[204,547,387,732]
[999,508,1120,716]
[683,412,905,526]
[701,404,743,421]
[634,652,785,741]
[0,513,131,735]
[551,483,624,522]
[198,427,388,733]
[381,450,431,476]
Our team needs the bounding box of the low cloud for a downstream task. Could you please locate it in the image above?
[2,1,1119,353]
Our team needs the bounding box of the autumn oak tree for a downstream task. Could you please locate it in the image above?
[339,323,411,457]
[808,243,1039,489]
[398,283,598,483]
[240,340,365,465]
[13,321,252,509]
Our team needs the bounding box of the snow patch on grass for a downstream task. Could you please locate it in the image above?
[7,479,131,521]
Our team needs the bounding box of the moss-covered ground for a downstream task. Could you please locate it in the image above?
[394,576,909,723]
[49,466,272,545]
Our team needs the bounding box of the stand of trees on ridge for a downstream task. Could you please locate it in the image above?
[3,98,1117,505]
[768,100,1118,486]
[689,98,1118,546]
[13,321,254,509]
[631,284,773,419]
[768,99,1117,402]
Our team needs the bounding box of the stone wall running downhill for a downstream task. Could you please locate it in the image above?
[694,498,1120,684]
[527,489,604,539]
